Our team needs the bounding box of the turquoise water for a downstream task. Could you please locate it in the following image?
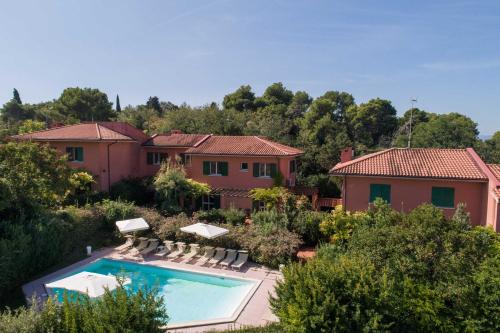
[47,258,256,325]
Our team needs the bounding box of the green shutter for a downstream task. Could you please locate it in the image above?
[76,147,84,162]
[253,163,260,177]
[370,184,391,203]
[203,161,210,175]
[213,194,221,209]
[270,163,277,177]
[219,162,228,176]
[431,187,454,208]
[147,152,153,165]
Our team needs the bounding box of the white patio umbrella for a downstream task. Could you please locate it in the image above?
[180,222,229,239]
[115,218,149,234]
[45,271,130,298]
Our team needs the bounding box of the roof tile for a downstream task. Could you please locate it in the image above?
[12,123,135,141]
[330,148,487,180]
[143,133,209,147]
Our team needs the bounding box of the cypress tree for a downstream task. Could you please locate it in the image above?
[13,88,22,104]
[116,94,121,112]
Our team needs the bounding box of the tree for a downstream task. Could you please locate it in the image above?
[0,141,71,218]
[17,120,45,134]
[347,98,398,147]
[54,87,115,121]
[392,108,432,147]
[0,100,34,123]
[480,131,500,163]
[13,88,22,104]
[146,96,162,114]
[287,91,312,119]
[116,94,121,112]
[411,112,479,148]
[260,82,293,106]
[222,85,256,112]
[271,202,500,333]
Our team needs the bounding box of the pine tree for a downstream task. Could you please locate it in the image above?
[13,88,22,104]
[116,94,121,112]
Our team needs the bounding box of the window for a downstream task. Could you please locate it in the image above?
[432,187,455,208]
[201,194,221,210]
[66,147,84,162]
[184,154,192,166]
[369,184,391,203]
[147,152,167,165]
[253,163,277,178]
[290,160,296,173]
[252,200,266,211]
[240,162,248,171]
[203,161,228,176]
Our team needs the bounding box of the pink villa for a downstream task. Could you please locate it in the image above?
[12,122,303,212]
[330,147,500,232]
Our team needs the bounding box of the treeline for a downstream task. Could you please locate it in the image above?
[1,85,498,186]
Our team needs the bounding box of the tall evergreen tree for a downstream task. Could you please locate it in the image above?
[13,88,22,104]
[116,94,121,112]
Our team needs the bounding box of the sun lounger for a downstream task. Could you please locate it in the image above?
[208,247,226,265]
[231,251,249,270]
[128,237,149,254]
[196,246,215,265]
[139,239,159,256]
[154,240,175,257]
[180,244,200,262]
[219,249,237,267]
[166,242,186,259]
[115,236,134,253]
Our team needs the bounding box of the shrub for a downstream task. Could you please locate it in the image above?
[216,323,284,332]
[251,209,288,232]
[319,205,369,245]
[221,206,246,225]
[0,286,168,333]
[109,177,154,205]
[271,203,500,333]
[290,210,326,245]
[95,199,136,231]
[194,207,246,225]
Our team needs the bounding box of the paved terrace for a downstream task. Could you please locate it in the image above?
[23,247,280,333]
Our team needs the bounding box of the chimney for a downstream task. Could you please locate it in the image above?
[170,129,183,134]
[340,147,354,163]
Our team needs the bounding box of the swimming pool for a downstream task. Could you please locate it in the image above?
[46,258,260,327]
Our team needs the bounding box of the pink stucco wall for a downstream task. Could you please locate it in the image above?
[44,141,140,191]
[186,155,296,189]
[343,176,488,226]
[139,147,189,177]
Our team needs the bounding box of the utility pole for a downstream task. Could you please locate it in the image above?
[408,98,417,148]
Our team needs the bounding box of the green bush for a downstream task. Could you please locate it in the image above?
[194,207,246,225]
[271,203,500,333]
[216,323,284,332]
[0,286,168,333]
[221,206,246,225]
[94,199,136,231]
[290,210,326,245]
[109,177,154,206]
[251,209,288,232]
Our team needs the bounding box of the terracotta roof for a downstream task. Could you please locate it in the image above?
[11,123,136,142]
[185,136,303,156]
[487,164,500,182]
[213,188,250,197]
[330,148,487,181]
[143,133,209,147]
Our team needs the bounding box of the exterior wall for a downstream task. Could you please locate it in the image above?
[343,176,487,226]
[139,147,189,177]
[186,155,297,189]
[41,141,140,191]
[221,196,253,212]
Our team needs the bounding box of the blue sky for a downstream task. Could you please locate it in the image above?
[1,0,499,134]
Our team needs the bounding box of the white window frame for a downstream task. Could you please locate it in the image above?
[258,163,271,178]
[209,161,221,176]
[151,152,166,165]
[240,162,248,172]
[67,147,83,162]
[202,195,215,210]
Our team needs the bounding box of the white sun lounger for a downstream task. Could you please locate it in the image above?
[196,246,215,265]
[128,237,149,254]
[166,242,186,259]
[208,247,226,265]
[180,244,200,262]
[139,239,159,256]
[231,251,249,270]
[115,236,134,253]
[219,249,238,267]
[154,240,175,257]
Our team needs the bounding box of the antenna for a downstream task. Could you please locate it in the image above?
[408,98,417,148]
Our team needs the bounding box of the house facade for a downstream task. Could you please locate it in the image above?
[330,147,500,232]
[12,122,303,211]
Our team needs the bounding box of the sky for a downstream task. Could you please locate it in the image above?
[0,0,499,134]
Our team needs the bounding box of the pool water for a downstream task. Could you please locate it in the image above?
[47,258,258,325]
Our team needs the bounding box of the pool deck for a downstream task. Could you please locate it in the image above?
[22,247,280,333]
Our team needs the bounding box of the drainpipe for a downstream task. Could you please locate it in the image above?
[107,141,118,192]
[343,175,347,210]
